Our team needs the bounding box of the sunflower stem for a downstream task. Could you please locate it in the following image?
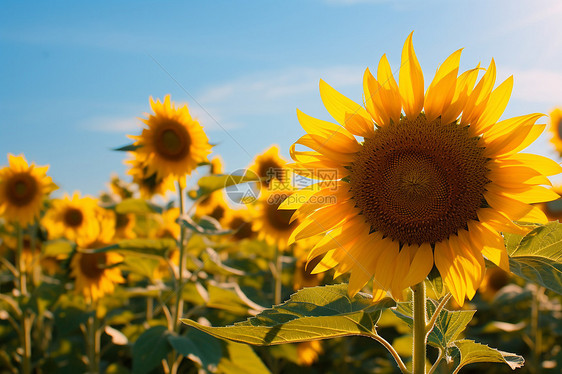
[16,223,32,374]
[273,245,282,305]
[173,180,186,332]
[531,286,545,374]
[370,331,410,374]
[412,282,427,374]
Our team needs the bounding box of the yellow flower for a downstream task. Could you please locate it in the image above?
[70,250,124,303]
[42,192,101,245]
[0,154,56,226]
[209,156,224,174]
[156,207,180,239]
[248,145,291,188]
[286,33,560,305]
[297,340,323,366]
[195,191,230,223]
[126,156,177,199]
[223,207,256,241]
[548,108,562,155]
[114,212,136,239]
[253,188,300,250]
[130,95,212,179]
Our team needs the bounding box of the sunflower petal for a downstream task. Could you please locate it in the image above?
[425,49,462,122]
[399,32,424,118]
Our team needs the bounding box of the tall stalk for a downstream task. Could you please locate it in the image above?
[16,223,31,374]
[412,282,427,374]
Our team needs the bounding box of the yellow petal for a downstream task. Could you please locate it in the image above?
[504,153,562,176]
[477,208,530,236]
[424,49,462,122]
[399,32,424,119]
[441,66,481,125]
[296,109,356,140]
[401,243,433,289]
[319,79,372,135]
[463,59,496,129]
[377,55,402,125]
[472,76,513,134]
[435,239,466,306]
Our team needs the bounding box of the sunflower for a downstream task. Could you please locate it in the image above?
[130,95,211,179]
[42,192,100,245]
[548,108,562,155]
[195,191,230,223]
[248,145,291,188]
[156,207,180,239]
[0,154,56,226]
[223,207,256,241]
[297,340,323,366]
[253,187,300,249]
[114,212,136,239]
[126,157,176,199]
[209,156,224,175]
[285,33,560,305]
[70,209,123,303]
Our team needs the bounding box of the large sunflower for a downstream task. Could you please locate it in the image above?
[0,154,56,226]
[548,108,562,156]
[285,33,560,305]
[253,187,300,249]
[130,95,212,179]
[42,192,100,244]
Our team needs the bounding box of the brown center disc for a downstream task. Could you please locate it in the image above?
[349,115,489,245]
[154,121,191,161]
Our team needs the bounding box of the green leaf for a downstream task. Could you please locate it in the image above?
[120,256,161,278]
[88,238,176,258]
[189,173,260,200]
[217,341,271,374]
[202,248,245,276]
[182,284,395,345]
[206,283,264,315]
[179,214,233,236]
[451,339,524,373]
[505,222,562,294]
[132,326,172,374]
[113,143,142,152]
[42,239,74,257]
[113,198,162,214]
[167,328,222,373]
[393,299,474,349]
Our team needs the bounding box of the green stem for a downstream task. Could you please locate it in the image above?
[16,223,31,374]
[531,286,545,374]
[412,282,427,374]
[371,331,410,374]
[273,246,282,305]
[86,309,100,374]
[173,180,186,332]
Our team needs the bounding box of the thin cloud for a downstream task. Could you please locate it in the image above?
[507,67,562,104]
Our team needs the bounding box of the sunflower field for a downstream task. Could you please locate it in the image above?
[2,34,562,374]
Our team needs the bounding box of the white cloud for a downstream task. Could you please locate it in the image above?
[504,67,562,104]
[82,116,141,133]
[197,65,363,118]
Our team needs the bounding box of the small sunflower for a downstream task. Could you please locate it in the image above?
[248,145,291,188]
[223,207,256,241]
[126,157,176,199]
[70,210,122,303]
[156,207,180,239]
[70,251,124,303]
[0,154,56,226]
[297,340,323,367]
[548,108,562,155]
[209,156,224,175]
[286,33,560,305]
[114,212,136,239]
[195,191,230,223]
[130,95,212,179]
[253,188,300,250]
[42,192,100,244]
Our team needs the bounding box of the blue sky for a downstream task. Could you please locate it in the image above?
[2,0,562,196]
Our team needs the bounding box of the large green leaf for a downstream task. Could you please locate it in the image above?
[217,341,271,374]
[450,339,524,373]
[393,299,474,349]
[87,238,176,258]
[132,326,172,374]
[182,284,395,345]
[179,214,232,236]
[168,328,222,373]
[505,222,562,294]
[189,173,260,200]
